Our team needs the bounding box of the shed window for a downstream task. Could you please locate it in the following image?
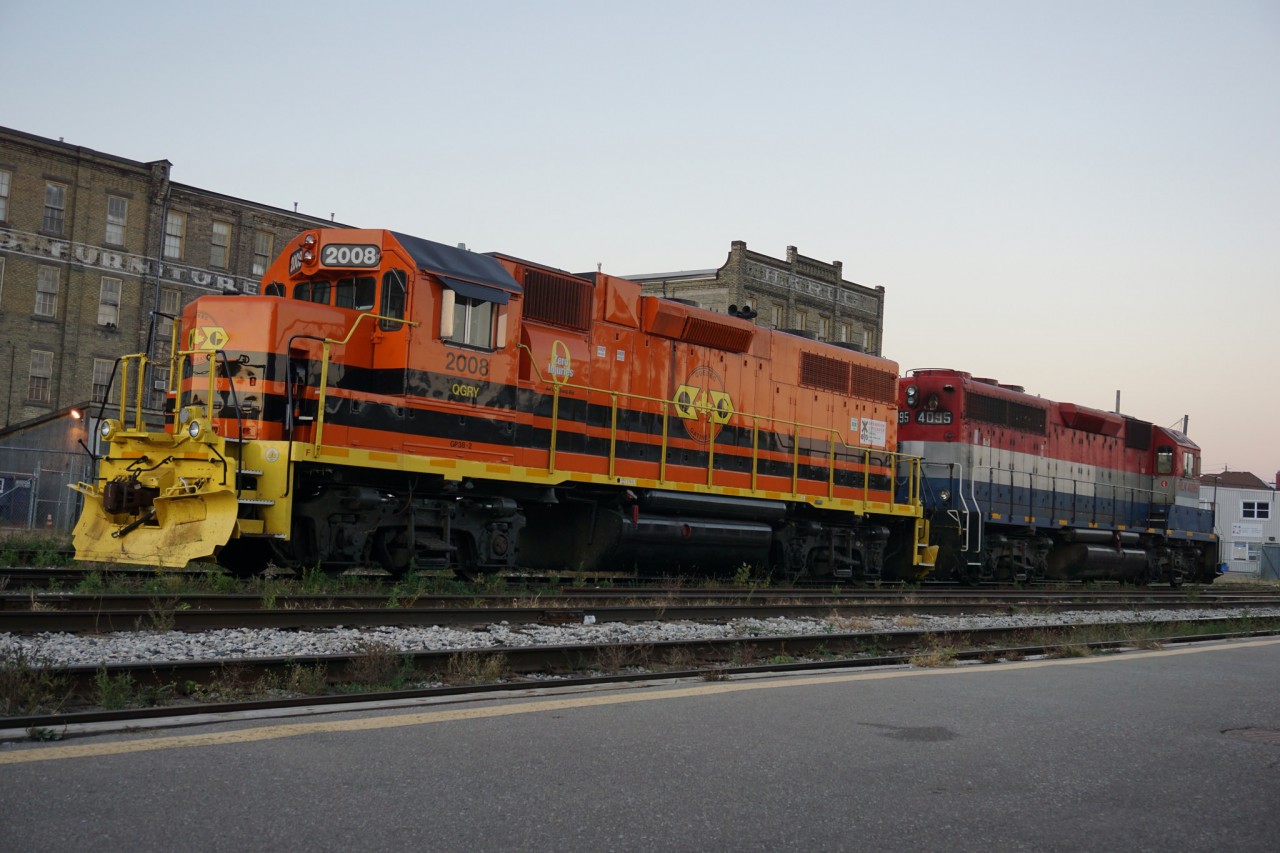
[1242,501,1270,520]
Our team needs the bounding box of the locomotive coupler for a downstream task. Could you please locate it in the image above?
[102,477,160,515]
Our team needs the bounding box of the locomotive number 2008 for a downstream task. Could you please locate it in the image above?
[446,352,490,377]
[320,244,381,267]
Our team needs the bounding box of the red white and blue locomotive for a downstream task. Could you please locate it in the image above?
[897,369,1217,585]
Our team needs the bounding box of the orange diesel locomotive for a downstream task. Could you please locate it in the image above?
[73,229,930,579]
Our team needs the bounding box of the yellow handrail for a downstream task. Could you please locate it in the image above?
[514,343,921,511]
[310,312,418,454]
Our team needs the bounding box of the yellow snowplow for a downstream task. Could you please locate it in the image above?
[70,348,247,568]
[71,410,240,568]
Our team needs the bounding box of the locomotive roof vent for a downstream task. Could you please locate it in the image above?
[642,297,755,353]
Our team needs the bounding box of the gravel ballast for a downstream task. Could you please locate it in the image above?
[4,607,1278,667]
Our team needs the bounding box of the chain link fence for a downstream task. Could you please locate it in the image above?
[0,447,90,533]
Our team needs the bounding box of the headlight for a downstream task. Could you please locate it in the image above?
[188,419,203,439]
[939,489,951,503]
[905,385,919,407]
[99,419,120,441]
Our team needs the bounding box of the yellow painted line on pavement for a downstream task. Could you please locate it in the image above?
[3,636,1277,766]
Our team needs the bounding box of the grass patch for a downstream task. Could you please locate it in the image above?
[908,646,958,667]
[345,641,416,688]
[443,651,509,685]
[0,647,72,716]
[94,667,138,710]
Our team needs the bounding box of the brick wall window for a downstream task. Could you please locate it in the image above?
[0,256,5,305]
[98,277,122,326]
[795,310,808,331]
[43,182,66,234]
[819,316,830,340]
[154,287,180,355]
[151,288,181,407]
[771,304,783,328]
[28,349,53,403]
[35,266,59,317]
[839,323,851,343]
[164,211,186,259]
[210,221,232,268]
[105,196,128,245]
[92,357,118,403]
[0,170,10,222]
[252,231,274,276]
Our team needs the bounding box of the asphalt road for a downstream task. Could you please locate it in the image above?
[3,638,1278,852]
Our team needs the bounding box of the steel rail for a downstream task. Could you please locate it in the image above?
[4,621,1276,733]
[6,587,1278,612]
[4,598,1279,635]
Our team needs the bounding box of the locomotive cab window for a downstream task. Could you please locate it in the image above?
[1156,446,1174,475]
[335,276,376,311]
[441,289,496,350]
[294,281,330,304]
[379,269,407,330]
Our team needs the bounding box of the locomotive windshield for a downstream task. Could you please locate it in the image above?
[290,277,376,310]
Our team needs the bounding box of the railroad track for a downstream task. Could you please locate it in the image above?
[4,618,1277,734]
[8,586,1278,610]
[5,563,1276,594]
[4,594,1280,634]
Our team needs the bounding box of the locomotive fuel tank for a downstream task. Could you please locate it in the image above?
[1047,543,1149,582]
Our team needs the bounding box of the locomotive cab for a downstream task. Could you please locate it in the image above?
[1148,428,1208,533]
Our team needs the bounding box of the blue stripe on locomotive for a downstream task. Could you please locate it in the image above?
[909,473,1215,541]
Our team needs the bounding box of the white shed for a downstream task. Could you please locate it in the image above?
[1199,471,1279,577]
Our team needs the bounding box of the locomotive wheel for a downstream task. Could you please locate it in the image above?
[216,538,272,578]
[955,555,981,587]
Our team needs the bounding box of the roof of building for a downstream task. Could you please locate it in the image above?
[1199,470,1273,490]
[621,269,719,283]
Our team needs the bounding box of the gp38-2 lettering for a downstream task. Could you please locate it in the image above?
[445,352,490,376]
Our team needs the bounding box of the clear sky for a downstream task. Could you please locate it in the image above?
[4,1,1278,481]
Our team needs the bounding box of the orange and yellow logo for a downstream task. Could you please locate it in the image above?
[674,366,734,444]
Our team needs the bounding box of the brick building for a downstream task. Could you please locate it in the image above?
[0,125,344,428]
[624,240,885,355]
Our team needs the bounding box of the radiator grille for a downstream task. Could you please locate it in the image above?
[1124,418,1153,450]
[851,365,898,404]
[523,269,593,331]
[968,393,1047,434]
[800,352,851,393]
